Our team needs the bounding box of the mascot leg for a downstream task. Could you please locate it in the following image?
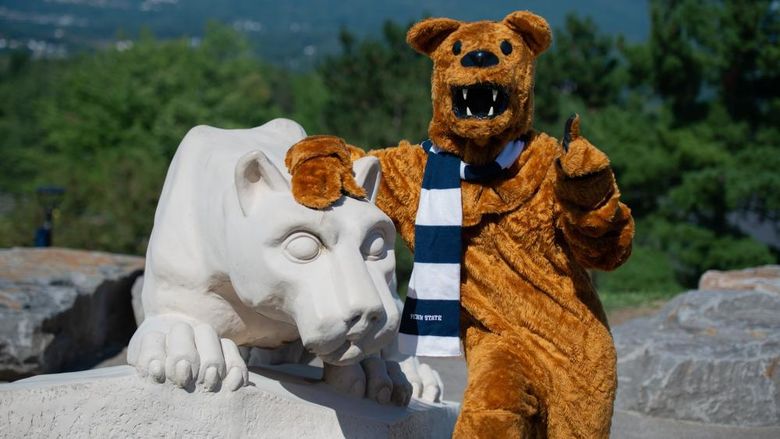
[453,320,616,438]
[453,325,543,439]
[543,328,616,439]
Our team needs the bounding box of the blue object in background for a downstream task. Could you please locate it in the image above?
[34,225,51,247]
[34,186,65,247]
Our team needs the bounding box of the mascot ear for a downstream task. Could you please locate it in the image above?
[502,11,552,57]
[407,18,462,55]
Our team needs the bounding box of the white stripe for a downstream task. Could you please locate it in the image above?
[495,139,525,169]
[430,138,523,173]
[398,333,462,357]
[415,188,462,226]
[407,262,461,300]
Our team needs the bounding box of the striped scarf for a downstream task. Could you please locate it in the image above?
[398,138,525,356]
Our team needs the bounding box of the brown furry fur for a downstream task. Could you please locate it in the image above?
[285,135,365,208]
[286,11,634,438]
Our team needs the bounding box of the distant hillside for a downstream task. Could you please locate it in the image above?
[0,0,649,67]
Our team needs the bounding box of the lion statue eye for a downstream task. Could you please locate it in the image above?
[284,232,322,262]
[452,40,462,55]
[500,40,513,55]
[361,231,387,260]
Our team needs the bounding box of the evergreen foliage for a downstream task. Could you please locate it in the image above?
[0,1,777,296]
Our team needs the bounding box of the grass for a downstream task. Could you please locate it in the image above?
[598,289,685,314]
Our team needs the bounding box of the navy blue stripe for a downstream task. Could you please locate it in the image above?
[463,161,503,181]
[414,225,461,263]
[422,148,461,190]
[421,139,433,152]
[399,297,461,336]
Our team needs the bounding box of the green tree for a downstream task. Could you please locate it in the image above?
[1,6,776,297]
[0,25,324,253]
[318,21,431,148]
[600,0,779,287]
[535,14,625,128]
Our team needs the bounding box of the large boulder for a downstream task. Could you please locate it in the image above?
[612,287,780,438]
[699,265,780,293]
[0,248,143,381]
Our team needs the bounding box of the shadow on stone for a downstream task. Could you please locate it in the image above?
[251,363,458,438]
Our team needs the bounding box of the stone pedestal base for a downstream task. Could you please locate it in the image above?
[0,365,459,438]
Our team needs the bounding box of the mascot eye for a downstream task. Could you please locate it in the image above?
[284,232,322,262]
[500,40,513,55]
[361,231,387,260]
[452,40,462,55]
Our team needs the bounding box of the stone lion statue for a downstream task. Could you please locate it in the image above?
[128,118,443,405]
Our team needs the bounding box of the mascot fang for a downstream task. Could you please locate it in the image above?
[285,10,634,438]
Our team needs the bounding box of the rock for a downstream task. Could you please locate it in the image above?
[612,288,780,435]
[0,365,459,438]
[699,265,780,293]
[0,248,143,381]
[611,410,780,439]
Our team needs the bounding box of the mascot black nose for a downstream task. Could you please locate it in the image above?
[461,50,499,68]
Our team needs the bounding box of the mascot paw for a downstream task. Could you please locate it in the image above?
[285,135,366,209]
[558,114,610,178]
[555,114,616,208]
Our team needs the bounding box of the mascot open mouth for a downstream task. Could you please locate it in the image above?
[451,84,509,119]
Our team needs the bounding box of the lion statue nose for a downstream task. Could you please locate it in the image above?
[461,50,499,68]
[345,308,382,341]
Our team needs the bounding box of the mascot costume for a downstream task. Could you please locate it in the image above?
[284,10,634,438]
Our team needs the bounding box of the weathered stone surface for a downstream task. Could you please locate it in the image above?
[130,274,144,325]
[699,265,780,293]
[0,365,459,438]
[0,247,143,381]
[613,289,780,428]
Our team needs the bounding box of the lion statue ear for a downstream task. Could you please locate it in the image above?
[502,11,552,57]
[406,17,462,55]
[352,156,381,204]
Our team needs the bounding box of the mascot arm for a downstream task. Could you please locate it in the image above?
[285,136,425,243]
[553,115,634,271]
